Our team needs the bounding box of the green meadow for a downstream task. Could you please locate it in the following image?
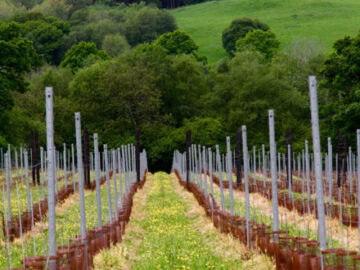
[171,0,360,63]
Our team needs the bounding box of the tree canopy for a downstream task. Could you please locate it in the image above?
[321,31,360,145]
[236,29,280,61]
[222,18,269,56]
[125,6,177,46]
[0,20,39,144]
[11,12,70,64]
[60,41,109,72]
[0,1,352,172]
[155,30,198,55]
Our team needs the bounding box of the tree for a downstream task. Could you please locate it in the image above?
[61,41,109,72]
[321,32,360,145]
[11,65,75,146]
[0,21,38,95]
[236,29,280,61]
[0,0,25,21]
[142,117,224,171]
[222,18,269,56]
[154,30,198,55]
[208,50,308,148]
[65,0,92,17]
[13,0,41,9]
[128,43,209,126]
[0,21,39,145]
[11,12,70,64]
[70,58,161,142]
[125,6,177,46]
[102,34,130,57]
[31,0,72,21]
[154,30,207,63]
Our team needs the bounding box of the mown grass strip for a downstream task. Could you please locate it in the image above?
[134,172,242,269]
[95,172,274,269]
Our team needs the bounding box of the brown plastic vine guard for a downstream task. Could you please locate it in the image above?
[292,237,310,270]
[22,255,59,270]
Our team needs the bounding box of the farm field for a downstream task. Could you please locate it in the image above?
[2,0,360,268]
[171,0,360,63]
[1,79,360,270]
[94,172,273,270]
[0,167,132,269]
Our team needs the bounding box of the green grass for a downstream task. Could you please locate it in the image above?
[170,0,360,64]
[133,172,240,269]
[0,170,78,219]
[0,171,126,269]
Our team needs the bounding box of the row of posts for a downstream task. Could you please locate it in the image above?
[1,87,147,269]
[175,76,357,268]
[45,87,146,269]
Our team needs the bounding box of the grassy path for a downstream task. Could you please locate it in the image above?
[94,172,273,270]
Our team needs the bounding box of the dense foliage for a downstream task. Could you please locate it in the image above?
[236,30,280,61]
[321,32,360,147]
[222,18,269,56]
[155,30,198,56]
[11,12,70,64]
[0,20,38,145]
[0,0,357,171]
[60,41,109,72]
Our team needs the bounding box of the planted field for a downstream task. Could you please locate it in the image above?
[1,76,360,270]
[171,0,360,63]
[0,88,149,270]
[94,172,272,270]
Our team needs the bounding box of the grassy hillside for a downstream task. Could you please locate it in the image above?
[171,0,360,64]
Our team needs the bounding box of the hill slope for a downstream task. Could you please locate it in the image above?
[171,0,360,63]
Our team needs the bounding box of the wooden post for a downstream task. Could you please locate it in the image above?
[236,130,242,186]
[308,76,327,251]
[136,128,141,183]
[112,150,118,219]
[305,140,311,214]
[83,128,90,189]
[242,126,250,246]
[104,144,113,223]
[226,137,234,215]
[94,133,102,227]
[75,112,87,240]
[268,110,279,234]
[45,87,56,270]
[63,143,67,187]
[328,138,333,206]
[262,144,266,188]
[5,153,11,221]
[356,129,360,250]
[186,130,191,185]
[216,145,226,212]
[71,144,76,192]
[24,150,31,212]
